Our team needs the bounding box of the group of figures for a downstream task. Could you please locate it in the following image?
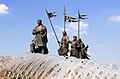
[57,31,90,59]
[30,19,90,59]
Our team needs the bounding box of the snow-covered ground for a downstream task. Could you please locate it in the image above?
[0,54,120,79]
[0,56,16,79]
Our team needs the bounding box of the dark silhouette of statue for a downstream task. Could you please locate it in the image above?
[78,38,90,59]
[70,36,80,58]
[30,40,36,53]
[58,31,69,56]
[31,19,48,54]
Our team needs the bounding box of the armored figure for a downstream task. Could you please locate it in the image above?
[58,31,69,56]
[70,36,80,58]
[78,39,90,59]
[31,19,48,54]
[30,40,36,53]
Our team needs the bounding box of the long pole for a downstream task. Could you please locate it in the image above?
[45,9,60,46]
[78,10,80,39]
[64,5,66,31]
[78,10,82,59]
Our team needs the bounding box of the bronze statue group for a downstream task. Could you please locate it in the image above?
[30,19,90,59]
[58,31,90,59]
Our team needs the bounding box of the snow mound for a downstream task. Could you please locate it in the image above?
[0,56,16,70]
[2,53,120,79]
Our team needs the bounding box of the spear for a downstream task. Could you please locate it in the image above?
[64,5,66,31]
[45,9,60,46]
[78,10,80,39]
[78,10,87,39]
[78,10,87,58]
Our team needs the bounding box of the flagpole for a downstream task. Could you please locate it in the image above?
[78,10,82,59]
[78,10,80,39]
[45,9,60,46]
[64,5,66,31]
[78,10,88,58]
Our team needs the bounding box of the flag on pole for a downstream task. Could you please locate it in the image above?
[48,12,56,18]
[78,10,87,19]
[46,9,56,18]
[64,16,71,22]
[65,15,78,22]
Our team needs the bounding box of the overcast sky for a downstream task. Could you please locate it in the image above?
[0,0,120,67]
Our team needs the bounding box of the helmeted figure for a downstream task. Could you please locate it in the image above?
[78,38,90,59]
[58,31,69,56]
[70,36,80,58]
[31,19,48,54]
[30,40,36,53]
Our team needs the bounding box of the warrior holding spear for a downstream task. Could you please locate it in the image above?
[46,8,70,56]
[77,10,90,59]
[57,6,70,56]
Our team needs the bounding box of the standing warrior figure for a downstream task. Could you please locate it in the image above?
[78,39,90,59]
[32,19,48,54]
[58,31,69,56]
[70,36,80,58]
